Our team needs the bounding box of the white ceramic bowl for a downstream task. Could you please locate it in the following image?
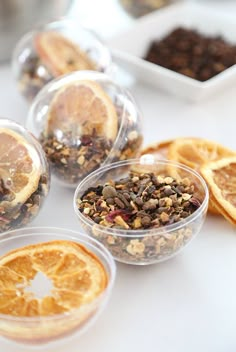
[109,2,236,102]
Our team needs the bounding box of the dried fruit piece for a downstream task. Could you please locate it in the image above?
[200,157,236,225]
[0,128,41,210]
[140,139,174,159]
[167,138,235,170]
[0,240,108,317]
[45,80,118,142]
[167,137,236,214]
[34,31,96,77]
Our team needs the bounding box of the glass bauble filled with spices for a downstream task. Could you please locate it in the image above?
[27,71,143,187]
[74,157,209,265]
[0,118,50,233]
[12,19,113,102]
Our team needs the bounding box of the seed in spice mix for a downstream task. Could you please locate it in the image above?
[37,79,143,186]
[77,172,203,263]
[144,27,236,81]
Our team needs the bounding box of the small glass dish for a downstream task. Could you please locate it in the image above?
[12,18,113,102]
[0,118,50,233]
[0,227,116,346]
[74,157,209,265]
[27,70,143,187]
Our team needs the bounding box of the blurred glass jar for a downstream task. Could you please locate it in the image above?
[119,0,173,17]
[0,0,72,62]
[12,18,112,102]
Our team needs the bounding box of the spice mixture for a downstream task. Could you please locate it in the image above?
[145,27,236,81]
[78,172,201,229]
[41,129,142,186]
[0,174,49,232]
[41,132,113,185]
[77,171,202,263]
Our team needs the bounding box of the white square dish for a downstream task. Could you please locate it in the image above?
[108,2,236,101]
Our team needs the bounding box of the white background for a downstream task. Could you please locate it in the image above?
[1,1,236,351]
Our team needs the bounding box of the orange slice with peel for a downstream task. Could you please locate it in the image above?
[167,137,235,170]
[167,137,236,215]
[34,31,96,77]
[200,157,236,225]
[0,128,41,210]
[0,240,108,317]
[46,81,118,141]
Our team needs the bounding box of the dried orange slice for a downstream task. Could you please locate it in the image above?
[167,138,236,215]
[140,139,173,159]
[200,157,236,225]
[0,240,107,317]
[167,137,235,170]
[34,31,96,77]
[0,128,41,210]
[46,81,118,141]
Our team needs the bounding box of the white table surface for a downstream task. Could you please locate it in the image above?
[1,1,236,351]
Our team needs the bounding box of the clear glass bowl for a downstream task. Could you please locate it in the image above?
[74,157,209,265]
[0,227,116,346]
[26,70,143,187]
[0,118,50,233]
[12,18,113,101]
